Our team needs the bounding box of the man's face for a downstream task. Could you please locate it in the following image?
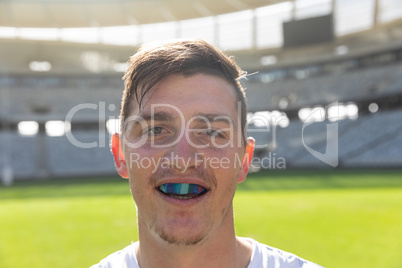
[118,73,253,246]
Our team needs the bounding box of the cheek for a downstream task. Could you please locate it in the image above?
[203,147,244,173]
[128,168,154,213]
[125,149,158,199]
[125,147,164,173]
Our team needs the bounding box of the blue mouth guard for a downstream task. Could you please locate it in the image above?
[159,183,206,195]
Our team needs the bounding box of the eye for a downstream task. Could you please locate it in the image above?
[145,126,164,136]
[204,129,224,138]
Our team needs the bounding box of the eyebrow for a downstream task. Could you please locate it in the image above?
[140,111,175,122]
[192,112,236,127]
[123,111,174,134]
[125,111,236,134]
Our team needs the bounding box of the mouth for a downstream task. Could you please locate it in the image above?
[157,183,208,200]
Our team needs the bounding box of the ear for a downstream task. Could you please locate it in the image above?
[111,133,128,179]
[238,137,255,183]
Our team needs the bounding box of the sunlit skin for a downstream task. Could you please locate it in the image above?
[112,74,255,268]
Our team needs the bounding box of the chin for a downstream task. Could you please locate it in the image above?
[154,223,212,246]
[159,232,206,246]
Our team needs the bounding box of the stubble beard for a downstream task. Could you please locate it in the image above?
[148,193,234,247]
[137,162,236,247]
[146,166,217,246]
[152,219,213,246]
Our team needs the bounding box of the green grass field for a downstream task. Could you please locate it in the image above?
[1,169,402,268]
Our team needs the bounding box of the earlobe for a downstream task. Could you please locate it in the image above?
[238,138,255,183]
[111,133,128,179]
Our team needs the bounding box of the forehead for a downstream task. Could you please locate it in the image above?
[134,73,239,118]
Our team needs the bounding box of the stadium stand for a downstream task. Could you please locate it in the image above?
[1,0,402,180]
[254,109,402,169]
[246,58,402,112]
[0,132,39,178]
[0,130,116,179]
[47,131,116,177]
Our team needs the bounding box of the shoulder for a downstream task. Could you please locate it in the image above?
[89,243,139,268]
[244,238,325,268]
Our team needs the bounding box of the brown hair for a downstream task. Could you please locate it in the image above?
[121,39,248,144]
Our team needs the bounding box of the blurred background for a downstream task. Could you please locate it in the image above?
[1,0,402,181]
[1,0,402,267]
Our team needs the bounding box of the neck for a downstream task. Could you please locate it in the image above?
[136,209,252,268]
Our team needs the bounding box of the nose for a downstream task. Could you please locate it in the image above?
[166,132,201,172]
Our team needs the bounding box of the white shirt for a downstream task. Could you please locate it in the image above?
[90,238,324,268]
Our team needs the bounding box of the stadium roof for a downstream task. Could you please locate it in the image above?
[0,0,286,28]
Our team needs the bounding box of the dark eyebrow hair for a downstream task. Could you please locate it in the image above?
[123,111,175,134]
[192,113,236,127]
[140,111,176,122]
[123,111,236,134]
